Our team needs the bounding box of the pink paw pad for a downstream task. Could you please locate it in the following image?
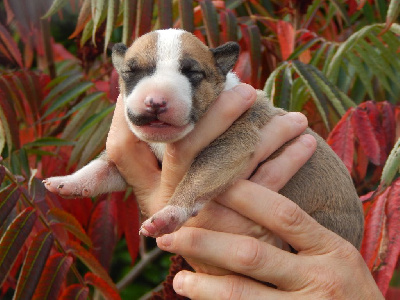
[139,205,189,238]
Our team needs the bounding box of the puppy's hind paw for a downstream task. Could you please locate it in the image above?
[139,205,190,238]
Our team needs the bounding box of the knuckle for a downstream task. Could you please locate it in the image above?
[256,160,282,188]
[218,276,246,300]
[235,238,265,270]
[272,199,305,230]
[186,228,204,251]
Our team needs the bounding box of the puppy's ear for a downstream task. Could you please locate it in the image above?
[112,43,128,72]
[210,42,240,76]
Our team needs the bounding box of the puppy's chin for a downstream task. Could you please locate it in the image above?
[129,122,194,143]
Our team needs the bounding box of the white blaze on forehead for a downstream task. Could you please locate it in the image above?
[156,29,184,67]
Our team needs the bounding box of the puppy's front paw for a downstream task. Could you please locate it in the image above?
[139,205,190,238]
[43,176,92,197]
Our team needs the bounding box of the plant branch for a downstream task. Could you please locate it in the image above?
[3,166,86,286]
[116,246,164,291]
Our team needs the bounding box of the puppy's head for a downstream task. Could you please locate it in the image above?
[112,29,239,143]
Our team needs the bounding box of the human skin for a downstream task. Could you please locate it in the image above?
[107,83,314,269]
[106,83,382,299]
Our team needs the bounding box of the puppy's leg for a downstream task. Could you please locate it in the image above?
[140,127,260,237]
[43,152,127,197]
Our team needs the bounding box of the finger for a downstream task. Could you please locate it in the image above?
[218,180,340,253]
[173,271,290,300]
[250,134,317,191]
[240,112,309,180]
[157,228,308,290]
[160,84,257,194]
[106,94,160,197]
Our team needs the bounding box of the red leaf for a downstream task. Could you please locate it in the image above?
[0,165,5,185]
[355,143,369,182]
[48,207,92,247]
[363,101,387,164]
[0,23,23,67]
[14,230,54,300]
[233,51,251,84]
[0,185,20,226]
[32,253,73,300]
[277,20,294,61]
[361,189,388,270]
[67,240,116,289]
[108,69,119,103]
[88,197,118,271]
[121,193,140,264]
[351,107,381,165]
[378,102,396,155]
[59,284,89,300]
[84,272,121,300]
[327,109,355,173]
[0,207,37,286]
[387,287,400,300]
[373,179,400,296]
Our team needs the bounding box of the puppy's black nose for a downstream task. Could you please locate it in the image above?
[144,96,167,114]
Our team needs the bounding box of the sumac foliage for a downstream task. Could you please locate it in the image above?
[1,0,400,299]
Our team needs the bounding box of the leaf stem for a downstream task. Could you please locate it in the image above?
[116,246,163,290]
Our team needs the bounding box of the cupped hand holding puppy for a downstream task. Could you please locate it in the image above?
[106,83,382,299]
[156,182,383,299]
[107,83,313,270]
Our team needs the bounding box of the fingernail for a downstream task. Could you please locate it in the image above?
[157,233,173,248]
[288,112,307,125]
[173,272,185,293]
[299,134,315,148]
[233,83,254,101]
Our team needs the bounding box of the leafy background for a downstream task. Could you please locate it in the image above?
[1,0,400,299]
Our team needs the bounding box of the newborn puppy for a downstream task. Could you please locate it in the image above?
[44,29,364,248]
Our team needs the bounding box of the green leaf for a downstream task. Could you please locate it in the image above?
[0,208,37,286]
[14,230,54,300]
[77,105,114,137]
[292,60,330,130]
[48,208,92,247]
[287,37,321,61]
[263,63,287,100]
[43,73,84,106]
[331,0,350,25]
[385,0,400,31]
[65,91,105,118]
[32,254,73,300]
[42,0,70,18]
[81,19,94,47]
[70,0,92,39]
[92,0,106,45]
[77,113,112,168]
[42,82,94,118]
[272,65,292,110]
[326,24,382,83]
[353,43,396,98]
[122,0,137,45]
[104,0,119,52]
[345,51,375,100]
[200,0,220,47]
[380,138,400,190]
[23,137,74,149]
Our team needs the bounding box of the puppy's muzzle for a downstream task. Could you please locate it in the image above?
[145,95,167,115]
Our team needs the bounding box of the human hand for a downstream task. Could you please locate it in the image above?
[156,182,383,300]
[106,83,315,272]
